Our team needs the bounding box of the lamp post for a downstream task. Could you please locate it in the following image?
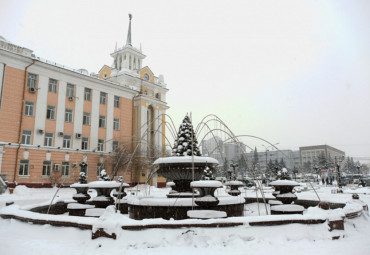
[335,156,344,189]
[313,165,319,184]
[230,163,238,180]
[356,163,361,175]
[262,143,279,178]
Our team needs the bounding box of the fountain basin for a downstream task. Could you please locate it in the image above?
[127,196,244,220]
[70,183,90,204]
[225,181,244,196]
[154,156,219,194]
[270,204,305,215]
[88,181,121,208]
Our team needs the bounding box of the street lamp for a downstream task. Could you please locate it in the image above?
[313,165,319,184]
[335,156,344,189]
[262,143,279,177]
[356,163,361,175]
[230,163,239,180]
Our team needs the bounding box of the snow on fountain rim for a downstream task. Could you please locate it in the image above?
[70,183,88,188]
[270,204,304,212]
[187,210,226,219]
[88,181,121,188]
[128,196,244,206]
[191,180,223,188]
[269,180,300,186]
[67,203,95,209]
[225,181,244,186]
[153,156,218,165]
[276,192,297,198]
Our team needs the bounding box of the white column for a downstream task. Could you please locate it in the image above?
[0,63,5,109]
[140,104,148,155]
[55,81,66,147]
[33,75,48,145]
[154,107,159,149]
[90,89,100,150]
[106,93,114,152]
[0,146,4,174]
[157,109,164,152]
[73,86,84,150]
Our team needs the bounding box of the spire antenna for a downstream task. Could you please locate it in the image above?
[126,13,132,46]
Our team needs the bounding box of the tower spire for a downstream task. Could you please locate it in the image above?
[126,13,132,46]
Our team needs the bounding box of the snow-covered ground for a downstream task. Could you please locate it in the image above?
[0,184,370,255]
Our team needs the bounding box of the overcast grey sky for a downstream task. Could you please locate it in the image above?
[1,0,370,159]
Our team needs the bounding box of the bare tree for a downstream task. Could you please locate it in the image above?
[109,142,169,185]
[49,169,62,187]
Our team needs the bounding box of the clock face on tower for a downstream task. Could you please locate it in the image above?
[144,73,150,81]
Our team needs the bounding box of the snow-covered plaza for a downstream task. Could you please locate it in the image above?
[1,184,370,255]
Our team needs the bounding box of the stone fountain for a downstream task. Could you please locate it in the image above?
[127,115,245,220]
[154,115,218,197]
[269,168,304,215]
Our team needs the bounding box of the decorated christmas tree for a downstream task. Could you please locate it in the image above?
[78,172,87,184]
[172,115,201,156]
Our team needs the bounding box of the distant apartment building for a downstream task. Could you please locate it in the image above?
[245,149,300,171]
[299,145,345,165]
[201,136,246,166]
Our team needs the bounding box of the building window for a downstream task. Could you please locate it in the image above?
[46,105,56,120]
[83,112,90,125]
[113,141,119,151]
[48,79,57,93]
[25,101,34,116]
[65,108,73,122]
[44,132,53,146]
[22,130,32,144]
[114,96,120,108]
[144,73,150,81]
[97,139,104,152]
[27,73,37,88]
[63,135,71,148]
[99,115,106,128]
[62,162,70,176]
[113,118,120,130]
[19,160,29,176]
[81,137,89,150]
[84,88,91,101]
[100,92,106,104]
[66,83,74,97]
[42,161,51,176]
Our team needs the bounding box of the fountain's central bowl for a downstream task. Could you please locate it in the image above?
[154,156,218,181]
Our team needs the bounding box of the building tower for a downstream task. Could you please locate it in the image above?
[98,14,169,186]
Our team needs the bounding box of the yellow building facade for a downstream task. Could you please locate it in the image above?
[0,16,168,188]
